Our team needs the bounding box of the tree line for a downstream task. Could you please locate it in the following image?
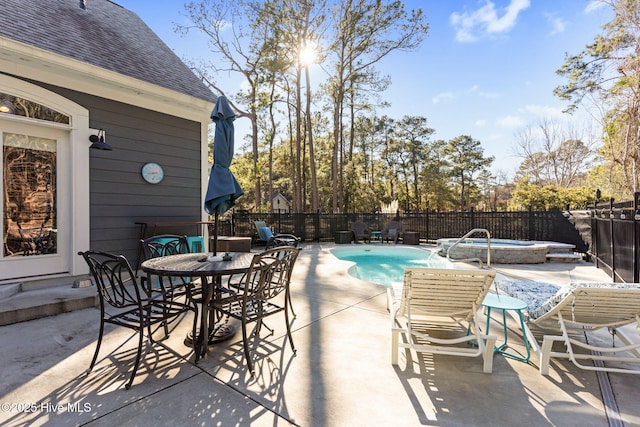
[179,0,639,213]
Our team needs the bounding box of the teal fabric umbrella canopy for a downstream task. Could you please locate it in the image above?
[204,96,243,215]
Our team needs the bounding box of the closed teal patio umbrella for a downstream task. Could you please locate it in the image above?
[204,96,243,254]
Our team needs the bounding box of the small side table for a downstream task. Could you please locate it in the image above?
[335,231,352,244]
[212,236,252,253]
[370,231,382,243]
[403,231,420,245]
[482,293,530,362]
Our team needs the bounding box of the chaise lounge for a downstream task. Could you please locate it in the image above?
[496,279,640,375]
[254,220,300,250]
[388,267,497,373]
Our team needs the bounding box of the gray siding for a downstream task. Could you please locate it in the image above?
[41,83,204,263]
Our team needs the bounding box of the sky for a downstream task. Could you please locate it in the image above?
[113,0,610,178]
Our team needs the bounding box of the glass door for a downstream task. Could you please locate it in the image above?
[0,120,69,280]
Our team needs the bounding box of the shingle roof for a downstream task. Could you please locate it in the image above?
[1,0,216,103]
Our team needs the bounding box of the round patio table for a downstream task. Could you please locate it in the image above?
[141,252,255,361]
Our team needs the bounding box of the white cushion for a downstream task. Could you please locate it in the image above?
[496,278,640,320]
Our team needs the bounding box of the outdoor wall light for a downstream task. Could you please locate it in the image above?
[0,97,15,114]
[89,129,112,150]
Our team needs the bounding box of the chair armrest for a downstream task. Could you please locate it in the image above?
[275,233,300,241]
[386,287,399,319]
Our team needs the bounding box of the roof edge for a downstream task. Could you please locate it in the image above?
[0,37,214,123]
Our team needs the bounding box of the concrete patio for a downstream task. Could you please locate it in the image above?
[1,243,639,426]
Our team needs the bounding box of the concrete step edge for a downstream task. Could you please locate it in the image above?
[0,285,97,326]
[0,283,21,301]
[546,253,583,263]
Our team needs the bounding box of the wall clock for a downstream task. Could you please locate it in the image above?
[141,162,164,184]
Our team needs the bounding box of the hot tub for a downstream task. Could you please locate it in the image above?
[436,238,551,264]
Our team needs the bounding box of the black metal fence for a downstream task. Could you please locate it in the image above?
[589,193,640,283]
[230,209,589,252]
[220,197,640,283]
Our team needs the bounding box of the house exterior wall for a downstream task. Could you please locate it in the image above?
[1,0,215,285]
[36,82,204,263]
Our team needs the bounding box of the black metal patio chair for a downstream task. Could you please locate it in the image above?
[78,250,195,389]
[139,234,202,301]
[210,246,300,375]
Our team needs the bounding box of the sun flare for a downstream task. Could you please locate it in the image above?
[299,43,317,66]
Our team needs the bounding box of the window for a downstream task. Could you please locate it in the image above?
[0,93,70,125]
[3,133,57,257]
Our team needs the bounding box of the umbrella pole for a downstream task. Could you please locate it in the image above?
[213,212,218,255]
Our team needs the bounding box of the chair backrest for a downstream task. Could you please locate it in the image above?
[140,234,191,260]
[532,284,640,328]
[254,221,274,241]
[384,221,402,236]
[398,268,496,322]
[241,246,299,301]
[186,235,206,253]
[78,251,142,309]
[351,221,369,235]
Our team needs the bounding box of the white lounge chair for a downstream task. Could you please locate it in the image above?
[496,280,640,375]
[388,267,497,373]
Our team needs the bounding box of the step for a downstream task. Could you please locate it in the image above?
[0,283,97,326]
[534,241,576,254]
[0,283,21,300]
[546,252,583,263]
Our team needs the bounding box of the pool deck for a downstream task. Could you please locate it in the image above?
[1,242,638,426]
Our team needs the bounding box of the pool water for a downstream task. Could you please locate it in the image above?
[330,246,450,286]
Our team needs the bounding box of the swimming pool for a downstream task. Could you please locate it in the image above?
[330,245,451,287]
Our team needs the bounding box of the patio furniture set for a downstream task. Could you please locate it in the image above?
[341,220,415,244]
[388,267,640,375]
[79,219,640,389]
[78,229,300,389]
